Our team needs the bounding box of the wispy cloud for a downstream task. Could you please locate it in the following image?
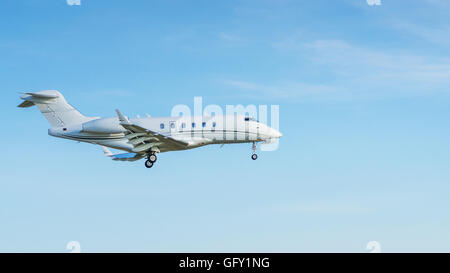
[393,22,450,46]
[217,32,244,43]
[424,0,450,8]
[222,38,450,102]
[299,39,450,82]
[221,79,345,101]
[269,201,371,214]
[84,89,134,97]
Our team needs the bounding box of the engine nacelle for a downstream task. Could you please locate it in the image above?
[82,117,126,134]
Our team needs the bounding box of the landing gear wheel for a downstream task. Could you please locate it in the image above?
[148,154,157,163]
[145,160,153,168]
[251,142,258,160]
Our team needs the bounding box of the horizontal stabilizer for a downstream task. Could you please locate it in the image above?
[18,91,59,107]
[23,92,59,99]
[17,100,35,108]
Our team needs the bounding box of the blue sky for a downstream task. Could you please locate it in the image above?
[2,0,450,252]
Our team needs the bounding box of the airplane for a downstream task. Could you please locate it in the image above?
[18,90,282,169]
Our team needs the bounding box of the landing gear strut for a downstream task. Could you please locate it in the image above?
[251,142,258,160]
[145,152,157,168]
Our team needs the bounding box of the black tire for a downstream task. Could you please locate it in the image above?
[145,160,153,168]
[251,154,258,160]
[149,154,157,163]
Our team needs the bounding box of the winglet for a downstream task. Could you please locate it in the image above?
[115,109,130,124]
[101,146,113,157]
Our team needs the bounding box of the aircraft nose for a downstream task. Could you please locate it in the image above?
[269,128,282,138]
[275,130,283,138]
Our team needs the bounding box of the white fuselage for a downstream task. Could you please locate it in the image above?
[48,115,282,153]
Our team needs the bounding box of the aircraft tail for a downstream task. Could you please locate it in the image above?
[18,90,94,127]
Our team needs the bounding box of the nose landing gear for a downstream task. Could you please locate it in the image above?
[251,142,258,160]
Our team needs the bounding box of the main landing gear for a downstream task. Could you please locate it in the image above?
[145,152,157,168]
[251,142,258,160]
[145,160,153,168]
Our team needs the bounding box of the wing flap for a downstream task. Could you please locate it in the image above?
[125,132,147,140]
[128,136,158,145]
[132,142,163,153]
[115,109,189,153]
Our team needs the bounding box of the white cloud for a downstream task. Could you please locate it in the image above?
[222,38,450,101]
[221,79,346,101]
[424,0,450,7]
[299,39,450,84]
[393,22,450,46]
[222,80,258,90]
[84,89,134,97]
[270,201,371,214]
[218,32,244,43]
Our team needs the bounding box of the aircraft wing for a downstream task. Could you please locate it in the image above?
[115,109,188,153]
[102,146,146,162]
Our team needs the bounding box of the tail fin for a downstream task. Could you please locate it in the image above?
[18,90,94,127]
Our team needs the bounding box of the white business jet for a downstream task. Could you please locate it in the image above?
[18,90,282,169]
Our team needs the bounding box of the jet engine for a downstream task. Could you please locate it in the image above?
[82,117,126,134]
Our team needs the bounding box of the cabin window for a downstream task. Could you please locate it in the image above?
[212,122,216,128]
[181,123,186,129]
[192,122,196,128]
[244,117,250,121]
[170,123,175,129]
[202,122,206,128]
[160,123,164,129]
